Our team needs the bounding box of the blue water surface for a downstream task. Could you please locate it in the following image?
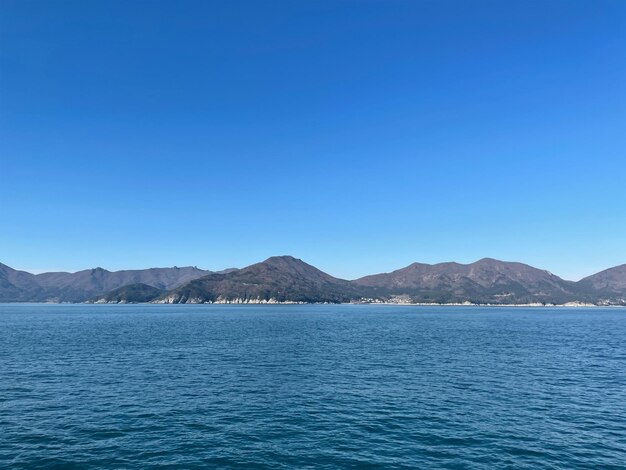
[1,304,625,469]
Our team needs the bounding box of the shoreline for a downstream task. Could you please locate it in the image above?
[2,301,624,307]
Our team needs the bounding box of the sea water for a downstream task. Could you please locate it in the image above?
[1,304,624,469]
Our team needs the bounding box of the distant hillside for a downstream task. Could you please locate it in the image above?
[577,265,626,302]
[2,257,626,305]
[353,258,581,304]
[0,263,45,302]
[158,256,360,303]
[0,264,211,302]
[90,283,164,303]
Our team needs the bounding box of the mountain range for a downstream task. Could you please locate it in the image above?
[1,257,625,305]
[0,263,215,302]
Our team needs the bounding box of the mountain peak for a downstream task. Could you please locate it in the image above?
[353,257,578,304]
[259,256,317,272]
[263,255,302,264]
[474,257,500,264]
[161,256,357,303]
[252,256,332,278]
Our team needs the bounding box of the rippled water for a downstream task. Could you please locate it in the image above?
[1,304,625,469]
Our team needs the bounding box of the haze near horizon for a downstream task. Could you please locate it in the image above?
[1,0,624,280]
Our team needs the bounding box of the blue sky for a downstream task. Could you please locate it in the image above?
[1,0,624,280]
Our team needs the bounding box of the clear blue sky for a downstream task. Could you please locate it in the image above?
[1,0,624,280]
